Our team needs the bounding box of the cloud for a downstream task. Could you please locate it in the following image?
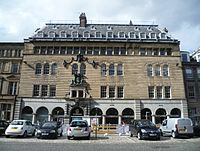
[0,0,199,50]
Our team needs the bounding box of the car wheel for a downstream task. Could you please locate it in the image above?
[67,136,71,140]
[160,130,163,136]
[137,132,142,140]
[130,133,133,137]
[60,131,63,137]
[86,134,90,140]
[172,131,177,138]
[23,131,27,138]
[6,135,10,138]
[156,136,161,140]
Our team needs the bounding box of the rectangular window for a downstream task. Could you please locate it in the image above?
[107,47,113,56]
[8,82,17,95]
[100,47,106,55]
[117,86,124,98]
[146,48,152,56]
[188,85,195,98]
[160,48,165,56]
[72,90,77,98]
[94,47,99,55]
[41,47,46,55]
[33,85,40,96]
[139,48,146,56]
[185,68,193,78]
[156,86,162,99]
[164,86,171,98]
[87,47,93,55]
[47,47,53,55]
[120,47,127,55]
[148,86,154,98]
[114,47,120,55]
[101,86,107,98]
[54,47,60,55]
[11,63,19,74]
[41,85,48,97]
[78,90,84,98]
[73,47,79,55]
[49,85,56,97]
[0,104,11,121]
[109,86,115,98]
[67,47,73,55]
[153,48,159,56]
[34,47,40,54]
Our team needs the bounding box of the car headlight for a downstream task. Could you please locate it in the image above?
[141,129,147,133]
[50,130,56,133]
[37,130,41,133]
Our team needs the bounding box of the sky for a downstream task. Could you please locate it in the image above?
[0,0,200,52]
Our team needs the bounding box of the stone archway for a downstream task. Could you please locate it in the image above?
[141,108,152,121]
[52,107,64,122]
[21,106,33,121]
[170,108,181,118]
[155,108,167,124]
[105,108,118,124]
[90,107,103,124]
[36,107,49,123]
[122,108,134,124]
[70,107,84,122]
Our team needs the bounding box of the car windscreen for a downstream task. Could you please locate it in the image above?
[178,119,192,126]
[70,121,87,127]
[11,121,24,125]
[138,120,155,127]
[41,122,57,128]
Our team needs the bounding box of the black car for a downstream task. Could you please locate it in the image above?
[36,121,63,139]
[193,124,200,137]
[0,120,9,136]
[129,119,160,140]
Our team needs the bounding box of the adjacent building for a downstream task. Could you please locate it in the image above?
[6,13,187,125]
[181,50,200,125]
[0,42,24,121]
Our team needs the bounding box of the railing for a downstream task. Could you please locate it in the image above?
[91,124,118,134]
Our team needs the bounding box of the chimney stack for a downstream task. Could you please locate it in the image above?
[79,13,87,28]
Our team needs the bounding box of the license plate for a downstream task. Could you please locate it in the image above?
[74,129,81,132]
[179,129,187,132]
[42,133,49,136]
[149,134,157,136]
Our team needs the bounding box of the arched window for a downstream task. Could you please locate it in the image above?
[80,63,86,75]
[129,32,135,39]
[49,31,55,38]
[117,64,123,75]
[51,63,57,75]
[72,31,78,38]
[43,63,49,74]
[155,65,161,76]
[163,64,169,77]
[35,63,42,75]
[60,31,66,38]
[109,64,115,76]
[101,64,107,76]
[72,63,78,75]
[147,64,153,77]
[83,31,90,38]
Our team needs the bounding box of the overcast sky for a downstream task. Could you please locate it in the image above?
[0,0,200,51]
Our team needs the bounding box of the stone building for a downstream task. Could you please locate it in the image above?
[181,50,200,125]
[0,42,23,121]
[15,13,187,125]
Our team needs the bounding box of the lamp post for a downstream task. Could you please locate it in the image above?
[146,112,150,120]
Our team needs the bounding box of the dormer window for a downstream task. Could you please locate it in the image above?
[72,31,78,38]
[91,26,96,30]
[118,32,125,38]
[135,27,140,31]
[49,31,55,38]
[83,31,90,38]
[129,32,135,39]
[95,31,102,38]
[37,31,43,37]
[107,26,113,30]
[107,32,113,38]
[160,33,166,39]
[140,33,146,39]
[60,31,66,38]
[150,33,156,39]
[147,26,153,31]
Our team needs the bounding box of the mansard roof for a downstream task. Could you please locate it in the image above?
[27,15,179,44]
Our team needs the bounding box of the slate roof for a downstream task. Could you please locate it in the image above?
[28,16,178,43]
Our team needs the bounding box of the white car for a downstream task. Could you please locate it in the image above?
[67,120,90,140]
[5,120,35,138]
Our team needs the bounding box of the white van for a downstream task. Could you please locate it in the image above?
[160,118,193,138]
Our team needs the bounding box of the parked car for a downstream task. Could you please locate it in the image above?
[36,121,63,139]
[0,120,9,136]
[5,120,35,138]
[129,119,160,140]
[160,118,193,138]
[193,124,200,137]
[67,120,90,140]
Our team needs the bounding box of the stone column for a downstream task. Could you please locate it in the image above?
[102,115,105,129]
[118,115,122,125]
[32,113,36,124]
[152,115,156,124]
[48,114,51,121]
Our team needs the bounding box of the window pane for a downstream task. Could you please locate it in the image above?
[117,64,123,75]
[109,86,115,98]
[35,63,42,74]
[41,85,48,96]
[33,85,40,96]
[101,86,107,98]
[156,86,162,99]
[163,65,169,77]
[148,86,154,98]
[155,65,161,76]
[43,63,49,74]
[165,86,171,98]
[117,86,123,98]
[51,63,57,75]
[49,85,56,97]
[72,63,78,75]
[80,63,86,75]
[101,64,106,76]
[109,64,115,76]
[147,64,153,77]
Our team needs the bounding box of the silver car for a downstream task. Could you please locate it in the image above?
[67,120,90,140]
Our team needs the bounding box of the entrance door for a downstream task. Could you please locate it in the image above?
[70,107,84,122]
